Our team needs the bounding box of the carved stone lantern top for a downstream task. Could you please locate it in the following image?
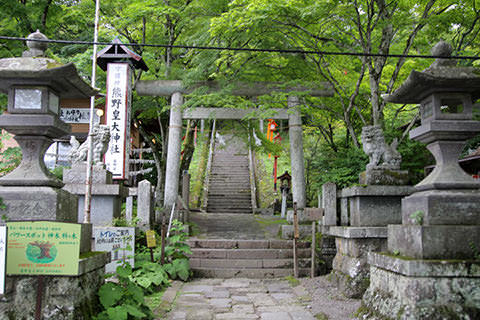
[384,41,480,191]
[385,41,480,105]
[0,31,97,101]
[0,31,97,188]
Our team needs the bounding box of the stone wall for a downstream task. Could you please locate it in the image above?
[362,256,480,319]
[0,269,104,320]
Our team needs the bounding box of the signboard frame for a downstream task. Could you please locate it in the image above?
[92,226,135,273]
[6,221,81,276]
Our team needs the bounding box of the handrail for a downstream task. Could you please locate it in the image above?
[248,125,258,211]
[201,119,216,211]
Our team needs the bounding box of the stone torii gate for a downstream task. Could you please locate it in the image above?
[136,80,332,211]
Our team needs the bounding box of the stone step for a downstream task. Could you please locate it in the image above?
[207,205,252,210]
[207,200,252,204]
[209,179,250,183]
[207,195,250,199]
[206,208,253,213]
[211,174,249,176]
[208,190,251,193]
[190,258,311,269]
[189,248,311,259]
[212,161,248,164]
[206,203,252,207]
[191,267,311,278]
[210,171,249,175]
[210,182,249,185]
[187,239,310,249]
[206,209,253,212]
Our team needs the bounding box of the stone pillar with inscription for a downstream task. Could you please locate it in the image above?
[0,31,109,319]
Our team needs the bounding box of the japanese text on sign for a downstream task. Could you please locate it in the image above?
[60,108,101,124]
[6,221,81,276]
[104,63,132,179]
[93,227,135,273]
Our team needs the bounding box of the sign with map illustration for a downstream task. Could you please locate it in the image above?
[6,221,81,275]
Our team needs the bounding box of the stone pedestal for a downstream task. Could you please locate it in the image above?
[328,227,387,298]
[339,185,413,226]
[0,252,110,319]
[0,186,78,222]
[359,168,409,185]
[327,186,413,297]
[63,164,127,226]
[362,253,480,319]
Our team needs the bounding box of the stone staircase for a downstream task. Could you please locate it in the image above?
[188,239,312,278]
[206,136,252,214]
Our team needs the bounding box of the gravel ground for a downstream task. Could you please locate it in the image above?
[301,275,362,320]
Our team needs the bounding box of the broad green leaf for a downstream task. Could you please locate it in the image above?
[127,282,145,304]
[106,306,128,320]
[98,283,123,309]
[124,304,147,318]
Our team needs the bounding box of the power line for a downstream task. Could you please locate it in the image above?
[0,34,478,60]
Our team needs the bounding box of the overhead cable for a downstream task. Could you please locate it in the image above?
[0,35,478,60]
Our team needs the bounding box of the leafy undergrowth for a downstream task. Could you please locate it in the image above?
[94,220,191,320]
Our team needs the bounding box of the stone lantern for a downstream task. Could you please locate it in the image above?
[362,41,480,319]
[385,41,480,258]
[0,31,96,221]
[0,32,109,319]
[0,31,95,182]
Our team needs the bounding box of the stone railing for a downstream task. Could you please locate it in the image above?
[247,130,258,211]
[201,119,216,210]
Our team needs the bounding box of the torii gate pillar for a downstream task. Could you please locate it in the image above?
[288,96,306,209]
[164,92,183,208]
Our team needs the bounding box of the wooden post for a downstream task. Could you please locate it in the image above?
[293,202,299,278]
[311,221,316,278]
[35,276,44,320]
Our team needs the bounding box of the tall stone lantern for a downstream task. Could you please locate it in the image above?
[0,31,96,221]
[0,32,109,319]
[362,42,480,319]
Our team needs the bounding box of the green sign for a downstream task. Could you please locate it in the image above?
[6,221,81,276]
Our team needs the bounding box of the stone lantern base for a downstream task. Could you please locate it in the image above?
[325,185,413,298]
[0,253,110,320]
[361,253,480,319]
[328,227,387,298]
[0,186,78,222]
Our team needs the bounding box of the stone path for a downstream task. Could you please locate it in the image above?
[165,278,317,320]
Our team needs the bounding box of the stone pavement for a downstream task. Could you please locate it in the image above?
[190,211,284,240]
[165,278,317,320]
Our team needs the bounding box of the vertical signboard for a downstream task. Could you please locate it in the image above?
[6,221,81,276]
[93,227,135,273]
[0,226,6,295]
[104,63,132,179]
